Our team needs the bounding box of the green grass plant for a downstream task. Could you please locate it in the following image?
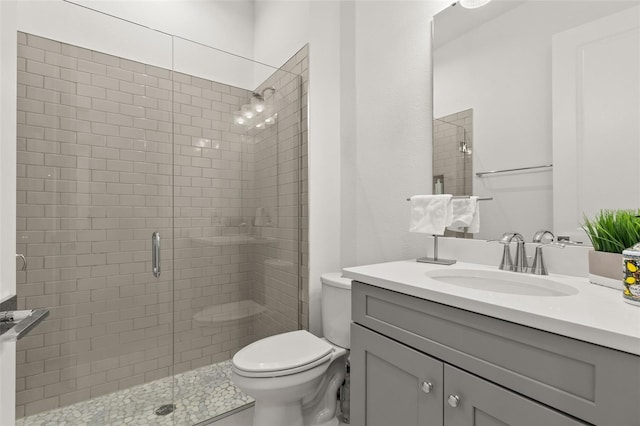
[582,209,640,253]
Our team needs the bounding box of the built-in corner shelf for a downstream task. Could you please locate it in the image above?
[192,236,275,246]
[264,259,295,272]
[193,300,266,325]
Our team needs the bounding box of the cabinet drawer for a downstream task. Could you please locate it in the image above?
[444,364,588,426]
[353,281,640,426]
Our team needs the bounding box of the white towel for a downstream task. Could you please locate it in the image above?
[448,196,480,233]
[409,195,453,235]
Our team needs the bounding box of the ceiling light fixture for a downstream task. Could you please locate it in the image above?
[459,0,492,9]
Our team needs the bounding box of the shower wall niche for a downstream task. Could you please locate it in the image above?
[15,31,307,421]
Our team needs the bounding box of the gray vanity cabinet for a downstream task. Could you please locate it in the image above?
[351,322,444,426]
[352,323,586,426]
[350,281,640,426]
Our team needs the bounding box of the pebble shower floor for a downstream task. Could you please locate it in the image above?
[16,360,253,425]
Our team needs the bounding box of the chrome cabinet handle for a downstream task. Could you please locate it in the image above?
[16,254,26,271]
[421,381,433,394]
[152,232,161,278]
[447,394,460,408]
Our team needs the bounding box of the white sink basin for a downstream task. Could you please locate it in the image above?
[425,269,579,297]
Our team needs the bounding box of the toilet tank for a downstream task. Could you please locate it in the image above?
[321,272,352,349]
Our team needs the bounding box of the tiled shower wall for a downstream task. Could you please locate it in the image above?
[249,47,307,341]
[16,32,307,418]
[167,69,256,381]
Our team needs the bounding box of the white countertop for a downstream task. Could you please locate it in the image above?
[342,260,640,356]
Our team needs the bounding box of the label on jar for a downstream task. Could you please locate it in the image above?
[622,252,640,305]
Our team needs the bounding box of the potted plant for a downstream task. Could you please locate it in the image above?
[582,209,640,289]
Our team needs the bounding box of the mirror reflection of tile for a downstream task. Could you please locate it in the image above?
[433,109,473,238]
[433,109,472,198]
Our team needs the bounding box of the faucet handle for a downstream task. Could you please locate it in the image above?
[488,232,518,244]
[557,235,583,245]
[530,243,565,275]
[547,242,566,249]
[489,234,526,271]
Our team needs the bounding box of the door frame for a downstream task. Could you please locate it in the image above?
[552,5,640,240]
[0,1,18,424]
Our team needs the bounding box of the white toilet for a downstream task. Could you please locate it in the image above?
[232,272,352,426]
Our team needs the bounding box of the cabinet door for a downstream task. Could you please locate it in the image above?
[351,323,444,426]
[444,365,588,426]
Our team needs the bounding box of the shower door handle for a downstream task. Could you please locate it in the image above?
[16,254,26,271]
[152,232,161,278]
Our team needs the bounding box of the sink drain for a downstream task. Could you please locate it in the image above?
[155,404,176,416]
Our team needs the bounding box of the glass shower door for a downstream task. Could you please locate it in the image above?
[169,38,304,423]
[14,10,177,423]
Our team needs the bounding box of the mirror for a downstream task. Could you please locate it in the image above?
[433,0,640,242]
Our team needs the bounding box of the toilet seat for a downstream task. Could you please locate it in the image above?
[233,330,334,378]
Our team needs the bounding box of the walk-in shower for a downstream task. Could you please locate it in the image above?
[14,3,308,424]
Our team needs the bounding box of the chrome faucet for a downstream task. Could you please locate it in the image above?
[531,230,554,275]
[488,233,513,270]
[509,233,528,273]
[489,232,527,272]
[492,230,580,275]
[532,230,555,244]
[530,230,580,275]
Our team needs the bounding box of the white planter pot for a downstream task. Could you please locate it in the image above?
[588,250,623,290]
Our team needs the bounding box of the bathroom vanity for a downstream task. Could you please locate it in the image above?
[343,261,640,426]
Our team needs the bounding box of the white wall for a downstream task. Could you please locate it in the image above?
[253,0,309,68]
[254,0,343,335]
[71,0,255,59]
[253,0,449,333]
[306,1,344,335]
[0,1,17,423]
[0,0,17,305]
[17,0,261,89]
[345,0,446,267]
[340,0,357,269]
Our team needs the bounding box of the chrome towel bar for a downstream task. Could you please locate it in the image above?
[475,164,553,177]
[406,196,493,201]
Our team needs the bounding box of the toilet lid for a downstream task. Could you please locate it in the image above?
[233,330,333,374]
[321,272,352,290]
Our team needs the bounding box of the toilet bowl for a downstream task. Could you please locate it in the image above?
[232,273,351,426]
